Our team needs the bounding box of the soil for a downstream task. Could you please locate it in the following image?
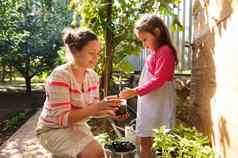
[0,90,45,146]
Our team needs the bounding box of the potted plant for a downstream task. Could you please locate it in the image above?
[153,125,215,158]
[96,133,136,158]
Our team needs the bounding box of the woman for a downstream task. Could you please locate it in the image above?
[36,27,121,158]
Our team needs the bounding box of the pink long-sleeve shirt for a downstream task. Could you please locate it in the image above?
[135,45,176,96]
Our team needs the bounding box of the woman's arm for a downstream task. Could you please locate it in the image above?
[68,100,120,125]
[44,69,120,127]
[68,105,95,126]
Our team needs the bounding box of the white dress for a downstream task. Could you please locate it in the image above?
[136,65,176,137]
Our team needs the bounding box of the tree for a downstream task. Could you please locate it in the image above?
[0,0,73,94]
[0,0,25,81]
[69,0,184,95]
[104,0,113,96]
[191,1,238,157]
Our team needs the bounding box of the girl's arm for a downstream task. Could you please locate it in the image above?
[120,46,175,99]
[135,46,175,96]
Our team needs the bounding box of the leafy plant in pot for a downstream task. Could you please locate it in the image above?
[96,133,136,158]
[152,125,215,158]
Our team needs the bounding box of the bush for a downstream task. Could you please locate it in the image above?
[153,125,215,158]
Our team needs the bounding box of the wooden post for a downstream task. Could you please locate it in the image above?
[104,0,113,96]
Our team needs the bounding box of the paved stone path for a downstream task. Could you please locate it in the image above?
[0,110,139,158]
[0,110,51,158]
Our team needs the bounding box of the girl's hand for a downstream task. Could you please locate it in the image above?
[110,112,129,121]
[119,88,138,99]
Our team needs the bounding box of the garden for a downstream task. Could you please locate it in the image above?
[2,0,237,157]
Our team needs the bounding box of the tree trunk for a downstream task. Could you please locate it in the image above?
[1,61,6,82]
[9,65,13,81]
[190,31,216,140]
[25,76,32,95]
[104,0,113,96]
[192,0,238,157]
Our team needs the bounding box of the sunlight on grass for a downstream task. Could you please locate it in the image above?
[0,77,45,92]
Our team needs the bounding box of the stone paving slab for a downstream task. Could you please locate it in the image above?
[0,110,51,158]
[0,109,140,158]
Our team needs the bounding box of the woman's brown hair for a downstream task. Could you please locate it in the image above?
[134,14,178,65]
[62,27,97,54]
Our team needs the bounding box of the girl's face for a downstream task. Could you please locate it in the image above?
[74,40,101,68]
[138,31,158,51]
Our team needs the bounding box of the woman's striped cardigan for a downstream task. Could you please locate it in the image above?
[36,63,100,134]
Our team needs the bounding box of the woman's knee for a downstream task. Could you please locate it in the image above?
[79,140,104,158]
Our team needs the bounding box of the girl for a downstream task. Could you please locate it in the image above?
[36,28,121,158]
[119,14,178,158]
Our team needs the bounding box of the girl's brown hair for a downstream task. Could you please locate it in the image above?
[62,27,97,53]
[134,14,178,65]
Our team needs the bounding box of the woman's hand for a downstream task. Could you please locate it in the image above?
[119,88,138,99]
[104,95,118,100]
[91,97,121,118]
[105,95,129,120]
[110,112,129,121]
[69,98,121,124]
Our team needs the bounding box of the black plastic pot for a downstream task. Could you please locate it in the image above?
[115,104,127,115]
[104,141,136,158]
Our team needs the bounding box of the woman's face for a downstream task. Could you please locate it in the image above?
[138,31,158,51]
[74,40,101,69]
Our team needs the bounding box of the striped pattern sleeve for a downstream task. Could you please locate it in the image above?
[94,78,100,103]
[44,69,71,127]
[87,69,100,103]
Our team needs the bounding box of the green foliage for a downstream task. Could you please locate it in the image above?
[0,0,73,93]
[153,125,215,158]
[70,0,184,76]
[171,15,184,32]
[95,132,124,145]
[95,133,111,145]
[114,59,134,73]
[4,112,26,130]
